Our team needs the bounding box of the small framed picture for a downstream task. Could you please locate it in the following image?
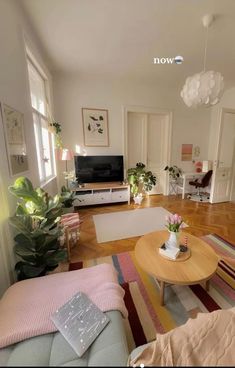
[1,103,29,176]
[181,144,193,161]
[82,108,109,147]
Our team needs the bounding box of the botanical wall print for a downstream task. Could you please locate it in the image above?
[193,145,200,157]
[1,103,29,176]
[181,143,193,161]
[82,108,109,146]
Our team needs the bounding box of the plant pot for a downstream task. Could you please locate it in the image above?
[166,230,180,249]
[62,206,74,214]
[133,194,143,205]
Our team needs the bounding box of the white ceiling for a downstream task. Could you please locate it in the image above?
[21,0,235,86]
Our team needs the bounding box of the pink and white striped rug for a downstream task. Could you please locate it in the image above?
[69,234,235,352]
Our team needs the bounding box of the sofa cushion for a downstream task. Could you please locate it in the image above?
[0,311,129,367]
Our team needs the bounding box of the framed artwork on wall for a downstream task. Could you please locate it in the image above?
[82,108,109,147]
[1,103,29,176]
[181,143,193,161]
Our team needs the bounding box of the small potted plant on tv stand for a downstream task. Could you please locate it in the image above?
[127,162,156,205]
[60,185,77,213]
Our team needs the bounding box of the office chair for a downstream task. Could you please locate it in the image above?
[188,170,213,202]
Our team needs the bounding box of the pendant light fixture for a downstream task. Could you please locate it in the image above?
[181,14,224,108]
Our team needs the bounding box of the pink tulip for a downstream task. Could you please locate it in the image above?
[174,214,179,222]
[165,215,170,223]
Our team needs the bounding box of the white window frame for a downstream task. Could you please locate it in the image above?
[26,55,56,185]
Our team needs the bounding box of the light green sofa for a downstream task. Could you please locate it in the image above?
[0,311,129,367]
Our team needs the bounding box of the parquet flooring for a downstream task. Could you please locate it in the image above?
[70,194,235,263]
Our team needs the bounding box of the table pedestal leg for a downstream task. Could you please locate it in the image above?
[205,279,210,292]
[160,281,165,306]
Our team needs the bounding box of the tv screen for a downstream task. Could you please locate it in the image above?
[74,155,124,183]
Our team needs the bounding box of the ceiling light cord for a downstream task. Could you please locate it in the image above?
[203,25,209,72]
[181,13,224,108]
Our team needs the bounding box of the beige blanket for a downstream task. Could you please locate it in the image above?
[130,308,235,366]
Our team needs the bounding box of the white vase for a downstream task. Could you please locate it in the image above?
[166,231,180,249]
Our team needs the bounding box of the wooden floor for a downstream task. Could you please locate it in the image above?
[70,194,235,263]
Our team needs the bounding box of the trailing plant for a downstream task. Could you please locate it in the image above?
[49,120,63,148]
[50,121,62,135]
[60,185,76,208]
[8,177,67,280]
[127,162,157,197]
[164,165,183,180]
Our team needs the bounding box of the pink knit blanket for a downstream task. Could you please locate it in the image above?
[0,264,127,348]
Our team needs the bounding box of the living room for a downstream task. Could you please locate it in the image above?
[0,0,235,366]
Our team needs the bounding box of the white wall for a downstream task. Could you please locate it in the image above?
[0,0,56,295]
[53,73,211,185]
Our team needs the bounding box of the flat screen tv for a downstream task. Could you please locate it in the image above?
[74,155,124,183]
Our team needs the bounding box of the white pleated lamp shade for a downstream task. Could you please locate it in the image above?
[181,71,224,108]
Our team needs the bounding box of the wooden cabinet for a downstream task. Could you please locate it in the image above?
[73,182,130,207]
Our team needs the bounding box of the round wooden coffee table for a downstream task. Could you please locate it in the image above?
[135,230,219,305]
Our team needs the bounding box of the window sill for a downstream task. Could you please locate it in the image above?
[40,175,57,189]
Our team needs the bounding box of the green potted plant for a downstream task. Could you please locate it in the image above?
[49,120,63,148]
[60,185,77,213]
[127,162,156,204]
[164,165,183,181]
[8,177,67,280]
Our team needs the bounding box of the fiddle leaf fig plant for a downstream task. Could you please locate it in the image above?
[127,162,157,197]
[8,177,67,280]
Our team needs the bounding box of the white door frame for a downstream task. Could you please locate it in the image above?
[210,107,235,203]
[122,105,173,195]
[230,136,235,201]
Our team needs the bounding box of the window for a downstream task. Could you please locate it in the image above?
[27,58,56,183]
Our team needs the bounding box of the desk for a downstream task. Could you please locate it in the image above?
[177,172,205,199]
[169,180,180,195]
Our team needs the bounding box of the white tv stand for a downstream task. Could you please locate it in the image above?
[73,182,130,207]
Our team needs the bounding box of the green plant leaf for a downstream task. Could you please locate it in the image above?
[15,204,28,216]
[14,245,37,263]
[8,177,42,205]
[14,233,35,249]
[38,235,59,253]
[34,233,47,249]
[9,215,32,234]
[15,262,46,279]
[61,185,67,193]
[45,249,67,266]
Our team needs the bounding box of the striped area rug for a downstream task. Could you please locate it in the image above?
[69,234,235,352]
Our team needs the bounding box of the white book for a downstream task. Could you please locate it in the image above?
[159,246,180,260]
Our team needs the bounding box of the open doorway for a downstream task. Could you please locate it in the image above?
[210,108,235,203]
[123,106,172,195]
